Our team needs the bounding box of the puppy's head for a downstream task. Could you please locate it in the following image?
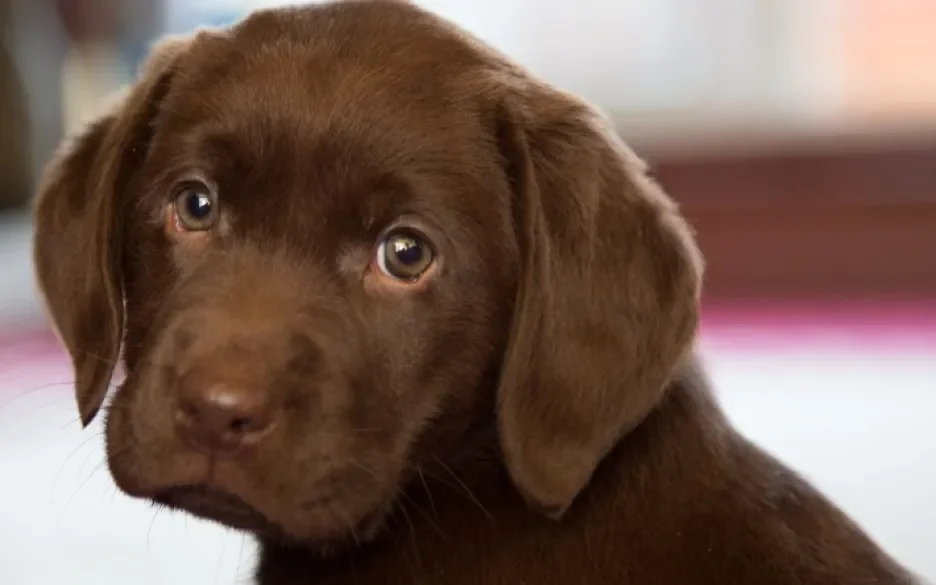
[34,0,701,550]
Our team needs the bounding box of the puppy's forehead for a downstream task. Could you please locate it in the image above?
[149,4,508,214]
[169,3,491,142]
[142,2,517,248]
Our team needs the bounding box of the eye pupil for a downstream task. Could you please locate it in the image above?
[186,192,212,219]
[392,237,423,266]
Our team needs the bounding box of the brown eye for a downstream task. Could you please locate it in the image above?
[173,181,218,231]
[376,231,434,280]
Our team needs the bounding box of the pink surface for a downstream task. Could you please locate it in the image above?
[3,302,935,396]
[701,302,936,353]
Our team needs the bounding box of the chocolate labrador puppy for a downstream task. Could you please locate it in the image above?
[33,1,922,583]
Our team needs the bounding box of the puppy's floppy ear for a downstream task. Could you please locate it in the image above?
[494,85,703,517]
[33,35,192,427]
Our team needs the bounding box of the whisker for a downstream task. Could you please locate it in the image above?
[396,497,423,570]
[235,534,248,583]
[417,466,440,526]
[147,507,162,550]
[73,438,109,480]
[213,528,229,585]
[336,505,361,547]
[51,430,104,497]
[394,485,443,534]
[57,458,110,527]
[10,395,76,418]
[0,381,77,413]
[60,415,84,430]
[430,456,495,522]
[344,459,381,481]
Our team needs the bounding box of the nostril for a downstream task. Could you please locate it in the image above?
[178,401,199,419]
[229,417,253,433]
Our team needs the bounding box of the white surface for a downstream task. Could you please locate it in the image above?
[0,213,42,332]
[1,344,934,584]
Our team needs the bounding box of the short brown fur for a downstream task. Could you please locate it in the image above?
[33,1,921,583]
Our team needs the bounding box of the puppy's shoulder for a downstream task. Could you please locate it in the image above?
[592,356,920,584]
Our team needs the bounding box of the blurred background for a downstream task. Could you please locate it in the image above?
[1,1,934,583]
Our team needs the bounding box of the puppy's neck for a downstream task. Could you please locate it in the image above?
[256,362,729,584]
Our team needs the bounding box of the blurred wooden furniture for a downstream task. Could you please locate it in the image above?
[0,0,32,211]
[640,131,936,302]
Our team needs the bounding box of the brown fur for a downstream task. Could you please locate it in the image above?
[33,1,920,583]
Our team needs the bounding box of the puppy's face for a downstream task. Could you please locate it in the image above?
[34,1,702,552]
[112,9,518,545]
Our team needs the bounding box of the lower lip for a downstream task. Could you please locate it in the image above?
[157,485,272,531]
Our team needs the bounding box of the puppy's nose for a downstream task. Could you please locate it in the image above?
[174,383,277,453]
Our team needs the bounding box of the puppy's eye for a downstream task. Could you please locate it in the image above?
[173,182,218,231]
[376,231,434,280]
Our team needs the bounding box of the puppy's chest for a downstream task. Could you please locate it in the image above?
[259,518,644,585]
[264,546,630,585]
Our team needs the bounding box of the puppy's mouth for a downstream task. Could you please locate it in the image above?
[155,485,279,535]
[152,484,389,552]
